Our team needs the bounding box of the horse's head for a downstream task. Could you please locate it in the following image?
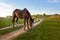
[31,19,34,24]
[30,18,34,26]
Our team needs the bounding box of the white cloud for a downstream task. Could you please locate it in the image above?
[48,0,60,3]
[0,2,14,17]
[0,2,12,8]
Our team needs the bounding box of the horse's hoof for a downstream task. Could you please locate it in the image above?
[13,26,15,28]
[24,28,26,31]
[24,29,26,31]
[30,28,33,30]
[28,27,30,29]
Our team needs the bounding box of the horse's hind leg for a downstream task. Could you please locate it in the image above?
[24,19,26,30]
[15,17,18,27]
[12,16,15,27]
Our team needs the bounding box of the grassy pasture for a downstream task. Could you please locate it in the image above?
[14,15,60,40]
[46,15,60,21]
[0,17,23,28]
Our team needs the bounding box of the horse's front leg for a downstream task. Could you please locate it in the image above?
[30,21,33,30]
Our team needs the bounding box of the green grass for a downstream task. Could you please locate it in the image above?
[14,20,60,40]
[45,15,60,21]
[0,17,23,28]
[0,26,23,35]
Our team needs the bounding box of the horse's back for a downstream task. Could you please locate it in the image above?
[12,8,32,19]
[13,9,23,18]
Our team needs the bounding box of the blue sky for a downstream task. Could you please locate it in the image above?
[0,0,60,17]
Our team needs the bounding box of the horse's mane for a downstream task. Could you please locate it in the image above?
[24,8,32,20]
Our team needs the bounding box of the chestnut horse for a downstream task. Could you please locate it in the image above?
[12,8,34,30]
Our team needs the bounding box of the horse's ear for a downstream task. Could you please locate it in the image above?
[24,8,26,9]
[24,8,27,10]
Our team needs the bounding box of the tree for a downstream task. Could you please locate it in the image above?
[43,13,46,16]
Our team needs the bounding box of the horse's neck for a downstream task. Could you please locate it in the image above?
[27,10,32,20]
[23,8,32,20]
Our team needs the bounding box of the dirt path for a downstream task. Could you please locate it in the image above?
[0,24,23,30]
[0,19,43,40]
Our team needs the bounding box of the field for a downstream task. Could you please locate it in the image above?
[0,17,24,35]
[0,15,60,40]
[0,17,23,28]
[13,15,60,40]
[46,15,60,20]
